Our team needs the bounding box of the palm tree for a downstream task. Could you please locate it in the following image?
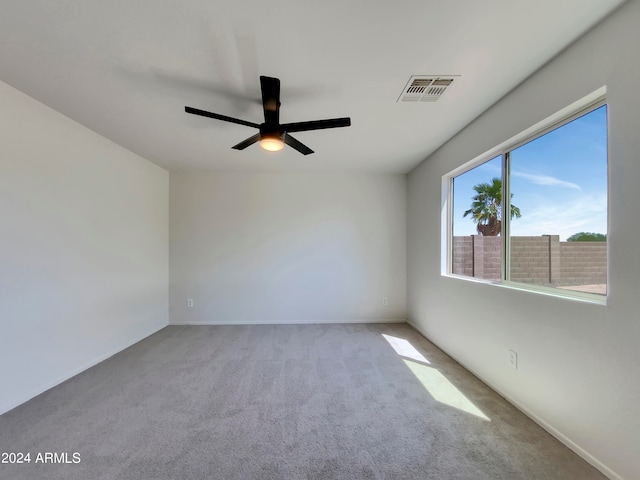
[463,177,521,236]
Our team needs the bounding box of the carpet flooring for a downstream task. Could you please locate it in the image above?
[0,323,606,479]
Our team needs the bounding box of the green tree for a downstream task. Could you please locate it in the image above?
[463,177,521,236]
[566,232,606,242]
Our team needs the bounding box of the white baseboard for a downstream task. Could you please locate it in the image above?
[0,321,168,415]
[170,318,407,326]
[407,320,623,480]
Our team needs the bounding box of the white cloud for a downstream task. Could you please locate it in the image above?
[511,171,581,190]
[510,193,607,240]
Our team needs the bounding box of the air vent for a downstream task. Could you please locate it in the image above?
[398,75,458,102]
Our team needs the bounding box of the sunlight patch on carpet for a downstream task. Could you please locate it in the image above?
[382,334,430,364]
[403,359,490,421]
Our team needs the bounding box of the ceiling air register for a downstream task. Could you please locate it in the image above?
[397,76,458,102]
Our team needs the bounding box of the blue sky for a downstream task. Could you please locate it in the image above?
[452,105,607,241]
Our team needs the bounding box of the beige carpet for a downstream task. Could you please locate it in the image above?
[0,323,605,479]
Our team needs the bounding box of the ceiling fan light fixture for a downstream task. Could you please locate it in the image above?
[259,135,285,152]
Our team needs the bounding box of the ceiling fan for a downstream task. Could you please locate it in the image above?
[185,76,351,155]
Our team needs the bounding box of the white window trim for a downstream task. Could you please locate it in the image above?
[442,87,608,305]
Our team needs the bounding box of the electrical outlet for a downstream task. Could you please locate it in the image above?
[383,297,388,306]
[187,298,194,308]
[509,349,518,369]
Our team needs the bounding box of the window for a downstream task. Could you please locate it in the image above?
[445,92,608,302]
[452,156,503,281]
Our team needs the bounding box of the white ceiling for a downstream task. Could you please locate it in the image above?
[0,0,626,173]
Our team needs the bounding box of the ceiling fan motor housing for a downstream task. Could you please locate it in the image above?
[259,124,283,140]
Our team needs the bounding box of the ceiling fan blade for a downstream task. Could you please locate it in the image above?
[232,133,261,150]
[281,117,351,133]
[284,133,314,155]
[260,76,280,126]
[185,106,260,129]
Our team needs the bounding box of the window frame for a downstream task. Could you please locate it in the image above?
[442,88,608,305]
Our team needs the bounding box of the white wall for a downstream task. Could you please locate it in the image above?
[407,2,640,479]
[0,80,169,414]
[170,172,406,324]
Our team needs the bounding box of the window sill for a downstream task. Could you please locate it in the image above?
[442,273,607,306]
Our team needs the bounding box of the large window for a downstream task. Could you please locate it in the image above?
[446,94,608,302]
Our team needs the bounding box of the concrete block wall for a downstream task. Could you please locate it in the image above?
[473,236,501,280]
[510,236,553,284]
[452,236,474,277]
[452,235,606,287]
[452,235,501,280]
[559,242,607,285]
